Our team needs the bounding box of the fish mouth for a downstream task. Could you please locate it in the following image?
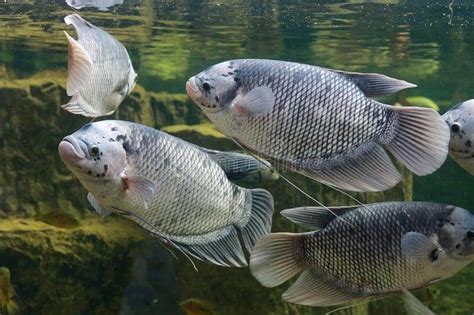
[58,135,86,162]
[185,77,202,99]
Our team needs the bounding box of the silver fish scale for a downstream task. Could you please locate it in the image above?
[214,59,397,165]
[110,122,250,236]
[297,203,455,295]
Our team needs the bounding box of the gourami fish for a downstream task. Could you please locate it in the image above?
[62,14,137,117]
[443,99,474,175]
[65,0,124,11]
[186,59,449,192]
[250,202,474,312]
[58,120,274,267]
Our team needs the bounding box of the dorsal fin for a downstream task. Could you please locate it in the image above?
[329,69,417,98]
[280,206,359,230]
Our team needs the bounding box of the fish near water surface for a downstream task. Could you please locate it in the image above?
[65,0,124,11]
[62,14,137,117]
[186,59,449,192]
[250,202,474,312]
[443,99,474,175]
[58,120,274,267]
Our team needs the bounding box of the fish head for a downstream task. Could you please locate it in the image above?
[186,61,242,113]
[443,99,474,162]
[103,70,137,112]
[437,206,474,260]
[58,122,128,192]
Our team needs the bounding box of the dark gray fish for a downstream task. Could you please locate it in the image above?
[250,202,474,311]
[186,59,449,192]
[58,120,274,267]
[443,99,474,175]
[62,14,137,117]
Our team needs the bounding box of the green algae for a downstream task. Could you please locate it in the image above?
[0,216,148,314]
[0,267,17,315]
[403,96,440,111]
[162,123,226,139]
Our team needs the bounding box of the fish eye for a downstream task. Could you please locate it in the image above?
[90,146,99,156]
[451,123,461,133]
[202,81,211,92]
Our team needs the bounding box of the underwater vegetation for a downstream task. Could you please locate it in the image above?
[0,267,17,315]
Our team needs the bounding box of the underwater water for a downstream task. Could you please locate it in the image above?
[1,0,474,314]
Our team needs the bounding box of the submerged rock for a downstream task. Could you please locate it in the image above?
[0,216,147,314]
[180,298,215,315]
[0,267,18,315]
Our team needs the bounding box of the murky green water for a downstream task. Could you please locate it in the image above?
[1,0,474,314]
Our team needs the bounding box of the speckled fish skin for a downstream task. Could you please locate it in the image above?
[62,14,137,117]
[250,202,474,307]
[443,99,474,175]
[58,120,273,267]
[187,59,449,192]
[66,0,124,11]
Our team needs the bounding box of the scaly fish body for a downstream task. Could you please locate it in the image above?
[187,59,449,192]
[58,120,273,267]
[66,0,124,11]
[62,14,137,117]
[443,99,474,175]
[250,202,474,307]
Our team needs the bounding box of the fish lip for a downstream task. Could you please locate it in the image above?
[186,77,202,99]
[59,135,86,161]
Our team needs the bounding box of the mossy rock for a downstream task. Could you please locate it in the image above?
[0,216,150,314]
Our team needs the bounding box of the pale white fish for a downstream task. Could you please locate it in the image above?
[62,14,137,118]
[58,120,274,268]
[443,99,474,175]
[65,0,124,11]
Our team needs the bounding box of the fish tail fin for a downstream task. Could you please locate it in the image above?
[238,189,274,252]
[249,232,304,287]
[386,106,449,175]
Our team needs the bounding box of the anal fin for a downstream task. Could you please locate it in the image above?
[170,226,248,268]
[61,93,98,117]
[282,269,366,306]
[298,143,401,192]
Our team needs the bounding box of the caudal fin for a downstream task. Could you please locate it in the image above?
[239,189,274,252]
[249,233,303,287]
[386,106,449,176]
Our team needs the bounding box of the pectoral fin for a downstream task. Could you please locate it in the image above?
[401,232,443,263]
[402,289,435,315]
[64,31,93,96]
[87,193,112,218]
[122,174,156,210]
[232,86,275,117]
